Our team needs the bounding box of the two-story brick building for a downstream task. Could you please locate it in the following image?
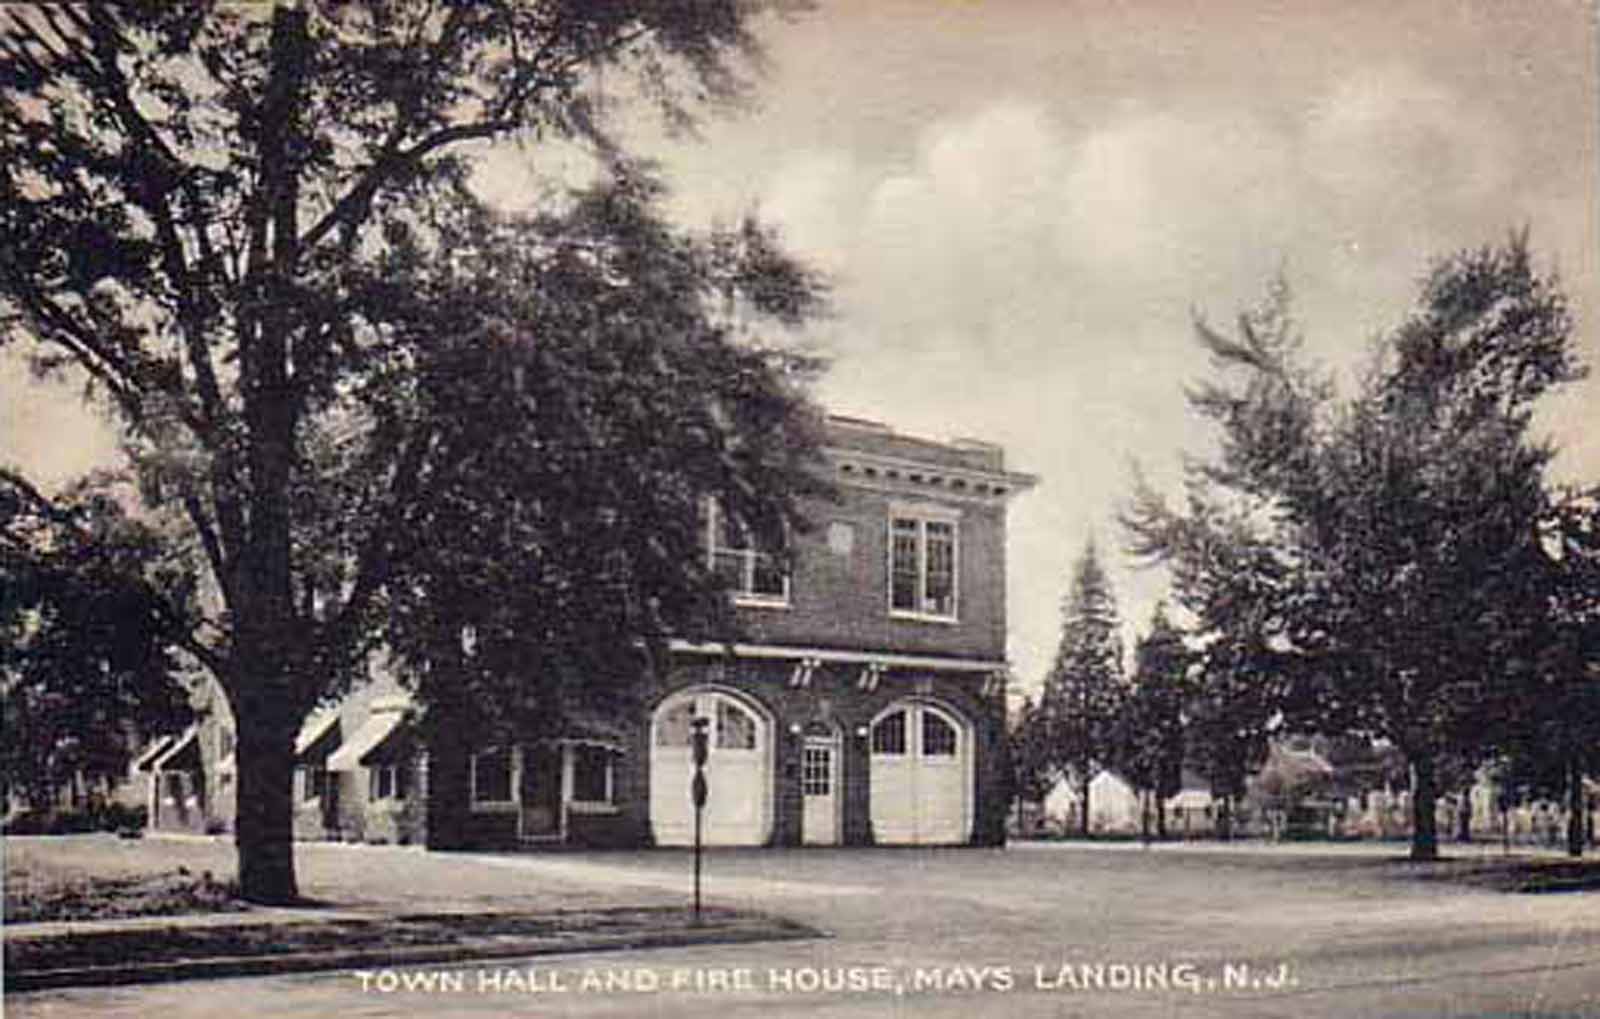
[147,414,1035,848]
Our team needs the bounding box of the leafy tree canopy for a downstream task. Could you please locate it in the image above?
[0,0,821,901]
[1,469,196,807]
[1124,235,1587,859]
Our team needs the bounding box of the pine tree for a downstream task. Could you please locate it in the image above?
[1041,539,1124,836]
[1112,603,1190,840]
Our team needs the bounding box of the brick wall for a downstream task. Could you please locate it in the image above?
[619,655,1007,848]
[733,488,1009,662]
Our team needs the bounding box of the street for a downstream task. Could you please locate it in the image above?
[11,841,1600,1018]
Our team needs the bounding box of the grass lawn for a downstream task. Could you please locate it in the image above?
[5,835,245,923]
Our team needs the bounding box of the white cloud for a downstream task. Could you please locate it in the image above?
[747,63,1557,684]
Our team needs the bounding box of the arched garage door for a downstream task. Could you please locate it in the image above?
[869,701,971,845]
[651,688,772,846]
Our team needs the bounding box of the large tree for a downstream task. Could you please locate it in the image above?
[1109,602,1189,840]
[0,2,820,902]
[1,470,195,810]
[1493,487,1600,856]
[1125,239,1584,860]
[1040,538,1124,836]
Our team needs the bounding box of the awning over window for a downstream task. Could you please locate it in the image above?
[132,734,175,772]
[295,711,341,761]
[151,727,200,772]
[326,712,408,771]
[547,709,626,751]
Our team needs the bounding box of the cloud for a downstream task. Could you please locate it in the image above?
[748,65,1542,684]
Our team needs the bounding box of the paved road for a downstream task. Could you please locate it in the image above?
[12,842,1600,1018]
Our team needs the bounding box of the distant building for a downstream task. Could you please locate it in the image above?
[147,414,1037,848]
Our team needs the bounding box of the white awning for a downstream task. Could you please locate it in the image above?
[326,712,406,771]
[132,735,175,772]
[295,711,341,759]
[151,727,199,771]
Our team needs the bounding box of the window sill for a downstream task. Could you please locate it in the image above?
[889,610,960,625]
[470,801,518,813]
[567,801,619,816]
[734,595,791,610]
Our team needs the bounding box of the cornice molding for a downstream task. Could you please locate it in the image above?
[822,445,1038,503]
[668,638,1010,676]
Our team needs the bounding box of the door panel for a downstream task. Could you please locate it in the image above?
[520,743,562,838]
[802,738,840,845]
[650,690,771,846]
[869,703,969,845]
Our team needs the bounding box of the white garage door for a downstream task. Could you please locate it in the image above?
[651,689,771,846]
[869,702,970,845]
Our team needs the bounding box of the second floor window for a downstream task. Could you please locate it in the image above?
[706,502,788,604]
[889,514,958,619]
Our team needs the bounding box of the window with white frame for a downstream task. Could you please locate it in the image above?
[368,762,407,801]
[571,746,614,805]
[706,501,788,604]
[471,746,515,805]
[888,511,958,619]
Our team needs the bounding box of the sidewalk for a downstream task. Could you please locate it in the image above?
[3,836,820,993]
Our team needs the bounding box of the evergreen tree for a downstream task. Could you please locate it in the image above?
[1007,695,1059,833]
[1111,603,1189,839]
[1041,539,1124,835]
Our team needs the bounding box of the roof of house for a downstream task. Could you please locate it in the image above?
[150,727,200,772]
[326,712,408,770]
[132,734,176,772]
[295,711,341,760]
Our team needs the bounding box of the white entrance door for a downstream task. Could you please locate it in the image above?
[650,690,771,846]
[801,736,840,845]
[869,702,969,845]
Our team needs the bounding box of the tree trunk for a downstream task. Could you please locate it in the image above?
[1078,773,1090,837]
[232,690,300,903]
[1155,795,1168,840]
[1567,759,1585,859]
[1456,784,1473,843]
[1409,752,1439,861]
[422,660,471,851]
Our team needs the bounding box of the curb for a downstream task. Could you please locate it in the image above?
[6,918,821,993]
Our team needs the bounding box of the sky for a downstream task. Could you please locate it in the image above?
[633,0,1600,689]
[3,0,1597,693]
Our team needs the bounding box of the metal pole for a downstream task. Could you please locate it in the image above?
[690,716,709,925]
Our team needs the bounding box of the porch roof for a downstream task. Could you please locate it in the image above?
[295,711,341,761]
[132,734,175,772]
[326,712,407,771]
[150,727,199,772]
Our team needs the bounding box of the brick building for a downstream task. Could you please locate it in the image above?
[149,414,1036,848]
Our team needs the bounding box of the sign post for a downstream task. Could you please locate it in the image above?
[690,715,709,924]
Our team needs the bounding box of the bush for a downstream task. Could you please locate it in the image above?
[100,802,148,833]
[2,802,149,836]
